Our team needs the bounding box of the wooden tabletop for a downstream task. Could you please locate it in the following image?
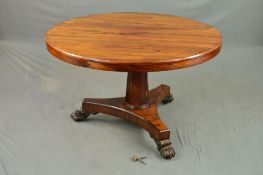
[46,12,222,72]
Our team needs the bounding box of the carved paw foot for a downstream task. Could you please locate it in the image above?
[71,110,97,122]
[155,139,175,159]
[162,94,174,104]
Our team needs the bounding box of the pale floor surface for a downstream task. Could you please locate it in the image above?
[0,41,263,175]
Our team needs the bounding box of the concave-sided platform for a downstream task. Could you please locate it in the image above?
[71,72,175,159]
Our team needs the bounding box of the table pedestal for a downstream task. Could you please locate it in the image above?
[71,72,175,159]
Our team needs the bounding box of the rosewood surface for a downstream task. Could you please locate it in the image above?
[45,12,222,159]
[46,12,222,72]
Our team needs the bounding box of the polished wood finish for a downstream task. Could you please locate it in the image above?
[81,82,175,158]
[125,72,149,109]
[82,76,170,141]
[45,12,222,159]
[46,12,222,72]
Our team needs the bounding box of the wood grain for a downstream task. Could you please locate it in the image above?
[80,82,176,158]
[81,84,172,142]
[46,12,222,72]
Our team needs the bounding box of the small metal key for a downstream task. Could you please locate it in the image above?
[131,155,147,165]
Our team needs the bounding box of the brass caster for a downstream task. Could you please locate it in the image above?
[71,110,97,122]
[162,94,174,104]
[155,139,175,159]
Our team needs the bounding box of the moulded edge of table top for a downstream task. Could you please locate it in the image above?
[46,42,221,72]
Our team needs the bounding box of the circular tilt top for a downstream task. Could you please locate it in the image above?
[46,12,222,72]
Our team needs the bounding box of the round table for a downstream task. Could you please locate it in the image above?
[46,12,222,159]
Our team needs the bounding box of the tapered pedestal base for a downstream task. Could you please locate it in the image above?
[71,73,175,159]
